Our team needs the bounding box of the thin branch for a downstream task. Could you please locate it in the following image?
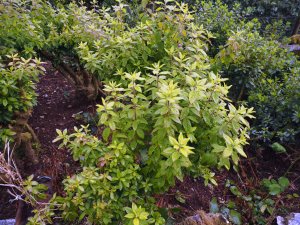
[0,183,19,188]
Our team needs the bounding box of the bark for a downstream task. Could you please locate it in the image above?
[40,51,100,101]
[15,200,32,225]
[12,111,39,166]
[292,13,300,35]
[40,51,82,85]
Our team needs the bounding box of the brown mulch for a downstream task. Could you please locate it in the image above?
[159,146,300,223]
[27,62,96,194]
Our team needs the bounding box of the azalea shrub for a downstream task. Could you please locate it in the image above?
[51,1,254,224]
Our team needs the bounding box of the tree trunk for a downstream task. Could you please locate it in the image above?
[12,111,39,166]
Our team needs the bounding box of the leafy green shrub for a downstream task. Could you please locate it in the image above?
[51,2,253,224]
[193,0,297,37]
[248,71,300,142]
[217,29,292,99]
[183,1,300,144]
[192,0,291,57]
[1,0,119,100]
[0,1,45,57]
[0,55,44,124]
[216,29,300,143]
[219,0,300,31]
[53,127,164,224]
[194,0,245,55]
[0,55,44,145]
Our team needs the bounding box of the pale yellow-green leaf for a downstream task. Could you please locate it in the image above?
[223,134,233,145]
[223,147,233,158]
[133,218,139,225]
[139,212,149,220]
[172,152,181,161]
[180,147,194,157]
[132,203,137,211]
[169,136,178,146]
[125,213,135,219]
[235,145,247,157]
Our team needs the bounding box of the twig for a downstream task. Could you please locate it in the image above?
[283,156,300,177]
[0,183,19,188]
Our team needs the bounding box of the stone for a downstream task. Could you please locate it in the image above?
[0,219,15,225]
[176,210,230,225]
[277,213,300,225]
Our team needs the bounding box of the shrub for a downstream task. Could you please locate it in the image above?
[194,0,245,55]
[0,0,117,101]
[216,29,300,143]
[248,69,300,142]
[219,0,300,30]
[192,0,291,56]
[53,127,165,224]
[52,2,254,224]
[0,55,45,145]
[0,1,45,57]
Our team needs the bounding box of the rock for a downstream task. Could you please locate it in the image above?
[286,44,300,52]
[177,210,230,225]
[0,219,15,225]
[277,213,300,225]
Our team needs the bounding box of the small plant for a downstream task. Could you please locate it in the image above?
[209,197,242,225]
[262,177,290,196]
[212,178,292,224]
[124,203,150,225]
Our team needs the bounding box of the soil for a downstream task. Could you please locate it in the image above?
[27,62,96,193]
[0,62,96,219]
[159,145,300,223]
[0,63,299,223]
